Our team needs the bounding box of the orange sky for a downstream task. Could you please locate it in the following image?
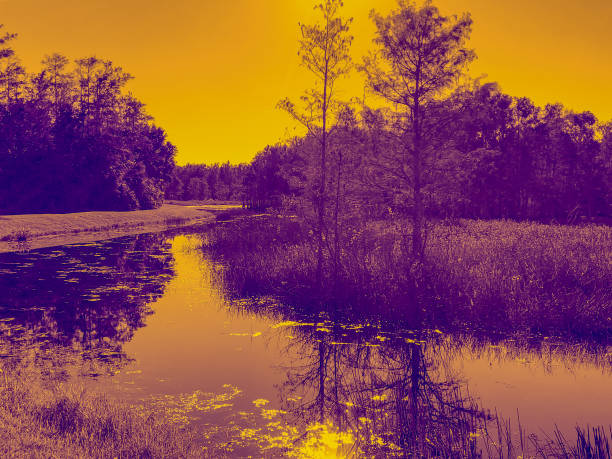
[1,0,611,165]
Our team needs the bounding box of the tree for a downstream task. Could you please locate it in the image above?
[41,53,72,116]
[243,144,296,209]
[0,24,16,62]
[278,0,353,286]
[0,58,25,105]
[598,122,612,218]
[0,43,176,213]
[74,57,132,135]
[360,0,475,257]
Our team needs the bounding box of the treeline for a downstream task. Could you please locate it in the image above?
[166,145,305,208]
[0,26,175,214]
[445,82,611,221]
[172,80,611,223]
[165,162,248,202]
[169,0,612,227]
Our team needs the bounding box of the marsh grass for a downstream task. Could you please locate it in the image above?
[203,216,612,340]
[0,323,199,458]
[479,415,611,459]
[424,219,611,339]
[0,366,198,458]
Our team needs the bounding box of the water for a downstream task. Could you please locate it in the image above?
[0,230,610,456]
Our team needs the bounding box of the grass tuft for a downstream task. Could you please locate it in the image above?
[0,229,32,242]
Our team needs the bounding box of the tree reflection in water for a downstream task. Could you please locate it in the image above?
[270,319,487,457]
[221,297,610,457]
[0,233,175,375]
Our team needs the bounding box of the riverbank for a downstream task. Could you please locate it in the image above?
[0,367,198,458]
[0,204,218,253]
[204,216,612,341]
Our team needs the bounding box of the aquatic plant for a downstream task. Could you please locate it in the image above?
[202,216,612,340]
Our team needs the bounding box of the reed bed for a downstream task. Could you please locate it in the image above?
[425,219,612,339]
[203,216,612,340]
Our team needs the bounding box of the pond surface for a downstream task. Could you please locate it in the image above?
[0,230,610,457]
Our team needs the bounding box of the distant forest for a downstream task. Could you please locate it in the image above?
[171,82,611,222]
[0,26,175,214]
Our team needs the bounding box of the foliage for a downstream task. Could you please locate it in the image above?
[237,1,611,227]
[360,0,475,257]
[204,216,612,341]
[443,82,612,221]
[0,40,176,214]
[165,161,250,203]
[278,0,354,285]
[238,79,612,225]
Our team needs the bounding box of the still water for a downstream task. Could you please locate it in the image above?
[0,230,610,457]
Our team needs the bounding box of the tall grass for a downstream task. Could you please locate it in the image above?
[0,366,198,458]
[480,416,611,459]
[203,216,612,340]
[424,219,611,339]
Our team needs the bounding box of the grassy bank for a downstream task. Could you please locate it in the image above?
[203,216,612,340]
[165,199,242,207]
[0,370,198,458]
[0,204,215,253]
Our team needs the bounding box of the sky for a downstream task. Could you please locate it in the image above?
[1,0,611,165]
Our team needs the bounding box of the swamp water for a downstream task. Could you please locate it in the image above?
[0,230,610,457]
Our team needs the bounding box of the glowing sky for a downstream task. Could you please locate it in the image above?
[1,0,611,165]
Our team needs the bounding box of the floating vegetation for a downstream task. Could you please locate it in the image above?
[229,331,262,337]
[200,412,358,457]
[273,321,316,328]
[143,384,242,427]
[252,398,270,408]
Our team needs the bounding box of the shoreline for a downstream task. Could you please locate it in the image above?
[0,203,241,253]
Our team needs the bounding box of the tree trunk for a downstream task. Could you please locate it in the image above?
[316,57,329,290]
[333,150,342,291]
[412,94,424,260]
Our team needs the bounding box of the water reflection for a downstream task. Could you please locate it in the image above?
[0,231,610,457]
[272,323,486,457]
[0,233,174,374]
[222,297,611,457]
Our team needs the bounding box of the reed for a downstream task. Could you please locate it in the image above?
[203,216,612,340]
[0,365,198,458]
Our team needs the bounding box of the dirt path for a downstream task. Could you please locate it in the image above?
[0,204,232,253]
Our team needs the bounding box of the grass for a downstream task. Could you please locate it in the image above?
[202,216,612,341]
[0,309,609,457]
[0,229,31,242]
[0,204,215,253]
[479,415,612,459]
[164,199,242,206]
[424,219,611,339]
[2,368,608,458]
[0,324,200,458]
[0,368,198,458]
[163,199,255,222]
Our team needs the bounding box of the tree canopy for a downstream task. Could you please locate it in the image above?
[0,33,176,214]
